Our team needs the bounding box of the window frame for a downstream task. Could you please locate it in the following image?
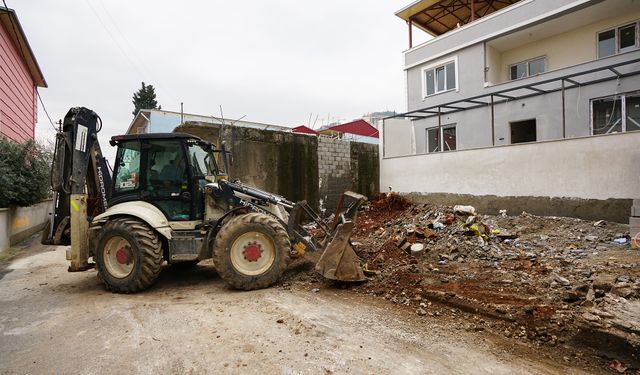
[508,56,547,81]
[509,119,537,144]
[590,91,640,135]
[421,57,458,99]
[597,20,640,59]
[112,141,142,195]
[426,124,457,153]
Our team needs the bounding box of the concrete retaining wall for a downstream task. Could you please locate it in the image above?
[0,199,51,252]
[176,123,379,214]
[632,200,640,249]
[380,131,640,223]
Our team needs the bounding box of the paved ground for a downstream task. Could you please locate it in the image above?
[0,242,608,374]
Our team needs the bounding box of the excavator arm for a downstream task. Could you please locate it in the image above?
[42,107,112,271]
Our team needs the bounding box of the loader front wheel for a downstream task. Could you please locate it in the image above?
[95,217,163,293]
[213,213,290,290]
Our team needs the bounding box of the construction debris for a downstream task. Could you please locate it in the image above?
[342,193,640,366]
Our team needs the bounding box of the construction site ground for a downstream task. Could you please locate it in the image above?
[0,237,623,374]
[1,192,639,374]
[292,194,640,373]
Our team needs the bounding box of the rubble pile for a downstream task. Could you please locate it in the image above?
[349,193,640,363]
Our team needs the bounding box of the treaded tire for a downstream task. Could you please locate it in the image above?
[95,217,163,293]
[213,213,290,290]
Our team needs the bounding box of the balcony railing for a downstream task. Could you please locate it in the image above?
[388,55,640,144]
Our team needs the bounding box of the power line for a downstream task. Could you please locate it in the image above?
[36,90,57,132]
[2,0,57,132]
[83,0,145,78]
[85,0,181,109]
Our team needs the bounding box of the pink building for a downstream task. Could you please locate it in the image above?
[0,6,46,142]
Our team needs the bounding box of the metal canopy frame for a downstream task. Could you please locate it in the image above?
[404,0,519,46]
[387,57,640,144]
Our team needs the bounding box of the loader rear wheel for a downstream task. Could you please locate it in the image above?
[213,213,290,290]
[95,217,163,293]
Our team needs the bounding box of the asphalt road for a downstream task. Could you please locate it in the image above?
[0,244,602,375]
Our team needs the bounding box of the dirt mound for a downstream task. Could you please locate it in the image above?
[369,192,412,212]
[347,200,640,368]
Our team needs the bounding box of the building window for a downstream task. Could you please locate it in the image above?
[509,57,546,80]
[598,21,639,58]
[426,125,457,153]
[510,119,537,144]
[592,92,640,135]
[423,60,456,97]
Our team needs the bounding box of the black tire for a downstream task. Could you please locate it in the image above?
[95,217,163,293]
[212,213,290,290]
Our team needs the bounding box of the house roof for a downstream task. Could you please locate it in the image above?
[395,0,520,37]
[127,108,292,135]
[328,119,379,139]
[0,6,46,87]
[292,125,319,135]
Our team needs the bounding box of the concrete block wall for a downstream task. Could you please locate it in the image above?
[318,137,352,213]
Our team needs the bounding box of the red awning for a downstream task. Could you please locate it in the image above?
[292,125,319,135]
[328,120,379,138]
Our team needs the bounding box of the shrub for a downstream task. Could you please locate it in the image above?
[0,137,51,208]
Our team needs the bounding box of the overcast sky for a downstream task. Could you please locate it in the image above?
[13,0,430,161]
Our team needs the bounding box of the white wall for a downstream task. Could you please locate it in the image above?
[380,131,640,200]
[495,10,640,83]
[382,118,415,158]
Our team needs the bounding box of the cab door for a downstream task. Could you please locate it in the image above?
[145,140,192,221]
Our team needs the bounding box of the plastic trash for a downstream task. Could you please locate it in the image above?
[410,243,425,255]
[432,222,445,230]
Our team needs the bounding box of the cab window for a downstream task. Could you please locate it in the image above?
[113,141,141,194]
[187,143,215,220]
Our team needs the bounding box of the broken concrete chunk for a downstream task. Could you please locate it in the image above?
[497,233,518,240]
[593,220,606,227]
[611,285,633,298]
[616,275,630,283]
[584,235,598,242]
[554,275,571,287]
[454,205,476,215]
[401,242,412,253]
[581,312,601,322]
[592,274,616,292]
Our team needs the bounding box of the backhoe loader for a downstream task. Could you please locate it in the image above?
[42,107,367,292]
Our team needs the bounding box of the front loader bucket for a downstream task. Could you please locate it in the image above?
[315,221,366,282]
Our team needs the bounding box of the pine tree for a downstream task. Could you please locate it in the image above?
[132,82,160,116]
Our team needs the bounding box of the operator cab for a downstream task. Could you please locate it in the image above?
[109,133,222,221]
